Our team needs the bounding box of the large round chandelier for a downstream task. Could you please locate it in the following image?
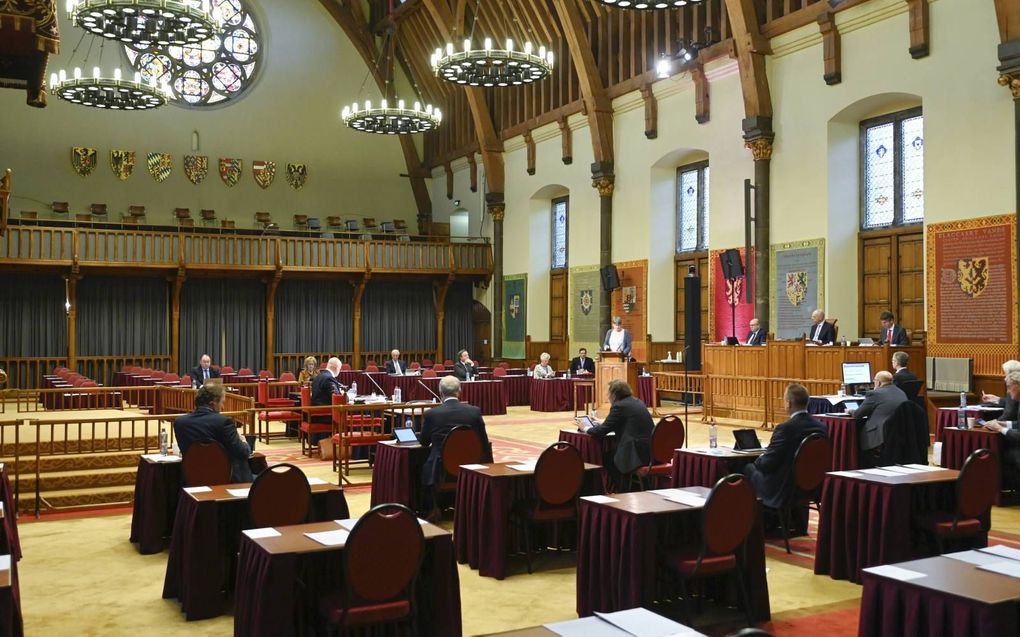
[431,38,553,87]
[66,0,222,47]
[50,66,171,110]
[342,99,442,135]
[597,0,702,8]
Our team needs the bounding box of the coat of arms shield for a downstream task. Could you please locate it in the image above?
[957,257,989,299]
[726,278,743,307]
[252,160,276,189]
[219,158,242,187]
[110,150,135,180]
[286,163,307,190]
[509,294,520,318]
[184,155,209,185]
[146,152,173,183]
[622,286,637,314]
[785,271,808,306]
[580,289,594,316]
[71,147,97,177]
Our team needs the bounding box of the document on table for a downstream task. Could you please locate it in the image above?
[243,527,281,540]
[227,488,251,498]
[507,462,537,472]
[596,607,702,636]
[580,495,619,504]
[335,517,431,531]
[978,544,1020,562]
[978,560,1020,579]
[944,550,1006,566]
[304,529,350,546]
[648,488,687,498]
[0,555,9,572]
[829,471,864,478]
[862,564,927,581]
[141,454,182,463]
[183,486,212,494]
[664,491,708,508]
[544,616,631,637]
[459,464,488,470]
[857,468,900,477]
[903,464,943,472]
[306,477,328,485]
[882,466,927,474]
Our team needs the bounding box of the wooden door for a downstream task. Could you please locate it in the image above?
[859,228,924,339]
[472,300,491,364]
[550,270,567,342]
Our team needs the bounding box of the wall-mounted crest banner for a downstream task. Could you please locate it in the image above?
[219,158,242,187]
[502,274,527,360]
[146,152,173,183]
[286,163,307,190]
[184,155,209,185]
[252,160,276,189]
[709,247,755,342]
[109,150,135,180]
[569,265,603,356]
[769,239,825,340]
[71,147,97,177]
[609,260,647,361]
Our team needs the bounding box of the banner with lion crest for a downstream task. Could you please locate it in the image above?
[769,240,825,340]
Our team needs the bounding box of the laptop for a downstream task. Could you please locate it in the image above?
[724,336,740,346]
[843,401,860,414]
[392,427,419,446]
[576,415,597,431]
[732,428,763,452]
[858,337,876,346]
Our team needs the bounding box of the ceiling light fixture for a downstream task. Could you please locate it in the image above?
[432,38,553,87]
[342,99,442,135]
[50,66,171,110]
[66,0,222,47]
[597,0,701,9]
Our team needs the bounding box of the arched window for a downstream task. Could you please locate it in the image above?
[861,107,923,228]
[124,0,262,106]
[676,161,710,253]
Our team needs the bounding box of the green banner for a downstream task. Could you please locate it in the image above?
[502,274,527,359]
[569,266,602,355]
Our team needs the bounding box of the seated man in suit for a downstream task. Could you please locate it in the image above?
[385,349,406,375]
[981,359,1020,419]
[174,383,254,483]
[602,316,633,357]
[981,371,1020,491]
[746,318,766,346]
[569,347,595,376]
[190,354,220,387]
[743,383,827,510]
[310,357,345,445]
[579,379,653,490]
[855,371,909,467]
[891,351,919,397]
[453,349,477,381]
[878,311,910,345]
[807,310,835,345]
[420,375,491,518]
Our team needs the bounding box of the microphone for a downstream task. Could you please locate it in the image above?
[417,379,441,401]
[364,371,386,395]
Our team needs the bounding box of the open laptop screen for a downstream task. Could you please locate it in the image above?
[393,427,418,443]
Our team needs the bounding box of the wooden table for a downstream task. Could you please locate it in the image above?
[233,519,461,637]
[859,553,1020,636]
[576,489,770,622]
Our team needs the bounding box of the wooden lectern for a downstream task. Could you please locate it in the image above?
[594,352,639,416]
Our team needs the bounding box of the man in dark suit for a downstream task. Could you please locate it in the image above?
[982,371,1020,490]
[580,379,653,488]
[189,354,220,387]
[743,383,827,509]
[878,311,910,345]
[981,360,1020,421]
[569,347,595,376]
[746,318,766,346]
[807,310,835,345]
[453,349,477,381]
[310,357,344,444]
[174,383,254,483]
[891,351,920,401]
[385,349,407,375]
[856,371,909,466]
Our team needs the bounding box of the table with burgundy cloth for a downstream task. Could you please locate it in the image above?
[233,520,461,637]
[669,448,763,488]
[130,453,269,554]
[418,378,507,415]
[940,428,1003,470]
[576,489,770,622]
[813,467,985,584]
[557,429,617,468]
[637,375,658,407]
[859,554,1020,637]
[0,466,21,561]
[370,441,429,511]
[935,407,1001,441]
[380,373,423,401]
[815,415,861,471]
[529,378,593,412]
[454,461,606,580]
[478,372,530,406]
[162,482,349,620]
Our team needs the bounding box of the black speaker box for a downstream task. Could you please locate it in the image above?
[601,264,620,291]
[684,275,702,371]
[720,249,744,280]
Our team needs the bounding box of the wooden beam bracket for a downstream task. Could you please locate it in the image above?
[640,81,658,139]
[466,152,478,192]
[905,0,930,59]
[444,161,454,200]
[692,62,710,124]
[558,117,573,165]
[523,131,536,176]
[818,10,842,85]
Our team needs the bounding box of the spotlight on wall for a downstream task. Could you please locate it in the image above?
[656,55,672,79]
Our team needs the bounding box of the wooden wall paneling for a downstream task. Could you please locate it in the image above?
[804,346,844,381]
[860,235,892,337]
[550,270,567,341]
[766,340,804,379]
[897,232,925,333]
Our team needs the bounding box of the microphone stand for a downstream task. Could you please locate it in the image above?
[682,344,690,448]
[364,371,387,396]
[417,379,441,402]
[728,276,738,342]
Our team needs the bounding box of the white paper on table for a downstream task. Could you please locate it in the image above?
[226,488,251,498]
[904,463,943,472]
[544,616,631,637]
[0,555,10,571]
[507,463,537,472]
[882,466,926,474]
[304,529,350,546]
[648,488,686,498]
[336,517,431,532]
[459,463,488,470]
[978,544,1020,562]
[943,550,1006,566]
[862,564,927,581]
[243,527,281,539]
[978,560,1020,579]
[580,495,619,504]
[828,470,865,478]
[183,486,212,494]
[596,607,699,637]
[664,492,708,508]
[306,477,328,485]
[857,468,900,476]
[141,453,182,463]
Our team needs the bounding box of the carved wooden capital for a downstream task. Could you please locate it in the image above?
[592,176,615,197]
[488,205,506,222]
[999,73,1020,99]
[745,137,773,161]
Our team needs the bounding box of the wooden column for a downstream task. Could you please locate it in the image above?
[170,272,184,373]
[592,163,615,336]
[997,31,1020,343]
[488,193,505,360]
[435,276,451,362]
[265,272,280,374]
[66,274,77,369]
[352,278,367,369]
[744,119,775,329]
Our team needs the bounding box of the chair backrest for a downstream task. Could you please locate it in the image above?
[421,359,433,367]
[248,463,312,528]
[365,360,378,367]
[409,362,421,369]
[827,318,839,340]
[300,386,311,407]
[151,370,166,379]
[422,369,437,378]
[444,360,454,367]
[341,363,352,371]
[792,433,832,493]
[440,426,484,478]
[257,380,269,404]
[433,364,445,372]
[701,474,755,557]
[238,367,253,376]
[332,392,348,426]
[534,442,584,506]
[163,373,179,382]
[882,400,929,465]
[956,448,999,521]
[258,369,272,378]
[493,366,507,377]
[345,503,425,607]
[651,416,686,464]
[180,374,192,387]
[279,371,296,383]
[365,365,379,373]
[499,362,510,369]
[220,365,234,374]
[182,441,231,487]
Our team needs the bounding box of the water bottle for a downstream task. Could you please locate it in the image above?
[667,351,672,361]
[838,383,846,398]
[394,386,402,403]
[351,381,358,395]
[159,427,168,456]
[405,417,413,431]
[708,420,718,449]
[566,367,571,379]
[958,391,967,429]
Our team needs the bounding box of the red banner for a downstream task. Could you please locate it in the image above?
[711,248,755,342]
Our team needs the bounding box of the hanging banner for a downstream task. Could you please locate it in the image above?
[569,265,603,356]
[770,239,825,340]
[709,247,756,342]
[502,274,527,360]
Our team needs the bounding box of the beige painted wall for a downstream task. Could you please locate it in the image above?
[455,0,1012,345]
[1,0,419,228]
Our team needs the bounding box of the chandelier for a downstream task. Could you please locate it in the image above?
[432,38,553,87]
[50,67,171,110]
[342,99,442,135]
[66,0,222,47]
[597,0,702,8]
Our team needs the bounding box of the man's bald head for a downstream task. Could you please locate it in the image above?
[874,371,894,387]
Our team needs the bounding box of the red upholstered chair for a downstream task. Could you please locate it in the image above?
[180,374,192,387]
[365,364,379,373]
[765,432,832,553]
[248,463,311,528]
[409,362,421,370]
[321,362,329,369]
[220,365,235,375]
[299,386,333,456]
[422,369,437,378]
[513,442,584,573]
[365,360,378,368]
[443,360,454,367]
[258,369,272,378]
[330,394,388,474]
[492,366,507,377]
[421,359,433,367]
[664,473,755,625]
[340,363,352,371]
[182,441,231,487]
[432,364,445,372]
[162,373,180,383]
[436,426,484,495]
[498,362,510,369]
[318,503,425,634]
[257,381,302,443]
[636,415,686,489]
[151,370,166,379]
[238,367,254,377]
[926,448,998,554]
[278,371,296,383]
[528,363,536,371]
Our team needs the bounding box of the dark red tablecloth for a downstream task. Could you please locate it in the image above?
[935,408,986,441]
[370,442,428,511]
[418,378,507,415]
[816,415,861,471]
[638,376,657,407]
[557,430,617,467]
[529,378,593,412]
[0,470,21,561]
[859,564,1020,636]
[940,428,1002,470]
[233,529,462,637]
[575,497,770,622]
[380,374,422,401]
[0,472,22,637]
[669,449,757,488]
[454,465,606,580]
[478,373,530,406]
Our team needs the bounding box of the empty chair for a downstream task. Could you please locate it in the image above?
[331,393,388,474]
[492,366,507,377]
[393,219,408,234]
[238,367,254,377]
[255,211,273,228]
[421,368,437,378]
[443,360,454,367]
[220,366,235,375]
[343,218,360,232]
[293,213,308,229]
[365,364,379,373]
[257,369,272,379]
[924,448,998,554]
[125,205,146,224]
[326,216,343,229]
[432,364,445,372]
[380,221,395,233]
[221,219,236,229]
[307,217,322,232]
[200,208,216,225]
[90,203,108,221]
[162,372,180,383]
[20,210,38,219]
[513,442,585,573]
[764,432,832,553]
[248,463,311,528]
[362,217,378,231]
[498,362,510,369]
[257,380,302,442]
[175,207,192,226]
[409,362,421,370]
[182,441,231,487]
[421,359,433,367]
[180,374,192,387]
[299,386,333,456]
[340,363,352,371]
[636,415,687,490]
[435,426,484,497]
[51,201,69,217]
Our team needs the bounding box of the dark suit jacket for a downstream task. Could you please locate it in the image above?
[587,395,653,474]
[420,398,491,486]
[994,395,1019,423]
[453,361,477,381]
[189,366,220,386]
[385,359,407,375]
[311,370,342,422]
[746,330,766,346]
[808,321,835,345]
[1002,429,1020,472]
[746,412,827,509]
[856,383,909,450]
[879,324,910,346]
[892,368,921,400]
[569,356,596,375]
[174,405,253,482]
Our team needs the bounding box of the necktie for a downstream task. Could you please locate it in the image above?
[887,328,893,343]
[203,369,208,380]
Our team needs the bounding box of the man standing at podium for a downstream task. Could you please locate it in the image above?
[602,316,632,357]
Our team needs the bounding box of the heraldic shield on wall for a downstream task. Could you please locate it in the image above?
[253,160,276,189]
[184,155,209,185]
[110,150,135,180]
[71,147,97,177]
[146,152,173,183]
[286,163,307,190]
[220,158,242,187]
[957,257,989,299]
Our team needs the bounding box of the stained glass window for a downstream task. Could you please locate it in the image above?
[552,197,568,270]
[123,0,261,107]
[677,162,709,253]
[861,108,923,228]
